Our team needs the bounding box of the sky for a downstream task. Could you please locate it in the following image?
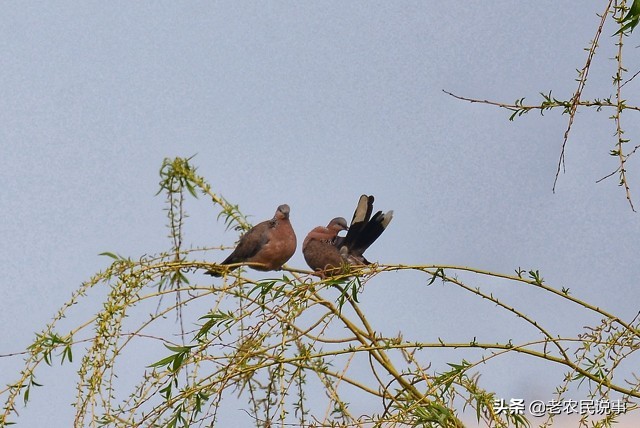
[1,2,639,426]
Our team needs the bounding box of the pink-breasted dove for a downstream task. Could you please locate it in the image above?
[303,195,393,275]
[206,204,296,276]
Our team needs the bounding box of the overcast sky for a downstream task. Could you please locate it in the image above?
[1,2,639,426]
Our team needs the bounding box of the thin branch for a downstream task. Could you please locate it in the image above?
[554,0,615,192]
[613,2,636,211]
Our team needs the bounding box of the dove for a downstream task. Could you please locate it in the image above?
[206,204,296,276]
[303,195,392,276]
[302,217,349,275]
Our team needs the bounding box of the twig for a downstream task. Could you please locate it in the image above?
[553,0,615,192]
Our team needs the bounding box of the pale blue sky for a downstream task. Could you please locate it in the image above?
[1,2,639,426]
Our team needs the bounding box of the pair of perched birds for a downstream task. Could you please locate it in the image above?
[205,195,393,277]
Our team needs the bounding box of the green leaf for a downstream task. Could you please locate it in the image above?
[0,415,16,425]
[159,382,172,400]
[185,180,198,198]
[148,354,178,368]
[164,344,196,353]
[527,269,543,285]
[427,268,445,285]
[195,311,234,340]
[148,344,196,373]
[61,345,73,364]
[99,251,120,260]
[615,0,640,35]
[351,281,359,303]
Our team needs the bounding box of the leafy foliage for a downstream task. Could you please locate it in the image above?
[2,7,640,426]
[0,156,638,427]
[445,1,640,211]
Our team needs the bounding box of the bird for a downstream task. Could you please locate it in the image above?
[302,217,349,276]
[206,204,297,277]
[303,195,393,276]
[335,195,393,265]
